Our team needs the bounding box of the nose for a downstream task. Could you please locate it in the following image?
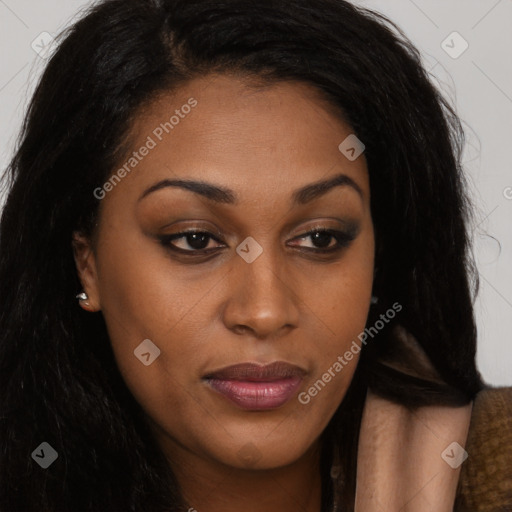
[221,245,301,339]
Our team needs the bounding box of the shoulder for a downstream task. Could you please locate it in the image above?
[455,385,512,511]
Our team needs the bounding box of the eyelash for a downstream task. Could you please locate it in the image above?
[158,227,357,257]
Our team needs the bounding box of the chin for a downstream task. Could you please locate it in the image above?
[207,432,317,471]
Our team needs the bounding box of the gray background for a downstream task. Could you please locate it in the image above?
[1,0,511,385]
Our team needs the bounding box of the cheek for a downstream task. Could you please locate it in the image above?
[294,292,369,428]
[318,230,374,336]
[299,232,374,401]
[92,226,215,416]
[94,218,214,346]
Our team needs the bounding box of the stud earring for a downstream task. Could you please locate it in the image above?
[371,295,379,305]
[76,291,94,311]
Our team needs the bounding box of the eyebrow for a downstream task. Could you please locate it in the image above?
[138,172,364,206]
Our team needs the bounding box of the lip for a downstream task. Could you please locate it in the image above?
[203,361,306,410]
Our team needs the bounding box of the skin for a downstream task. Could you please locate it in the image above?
[73,73,375,512]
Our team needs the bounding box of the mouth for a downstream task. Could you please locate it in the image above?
[202,361,306,411]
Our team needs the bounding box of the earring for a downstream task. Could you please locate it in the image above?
[76,291,94,311]
[371,295,379,305]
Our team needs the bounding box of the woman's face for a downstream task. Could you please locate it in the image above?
[74,73,374,471]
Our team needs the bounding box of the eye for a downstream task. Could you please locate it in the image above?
[289,228,357,252]
[159,226,358,256]
[159,230,225,254]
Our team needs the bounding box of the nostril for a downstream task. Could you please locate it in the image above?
[233,325,249,335]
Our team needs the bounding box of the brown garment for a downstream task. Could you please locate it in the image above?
[455,386,512,511]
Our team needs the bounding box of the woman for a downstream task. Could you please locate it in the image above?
[0,0,510,511]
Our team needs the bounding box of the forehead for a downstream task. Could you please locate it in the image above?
[103,73,369,210]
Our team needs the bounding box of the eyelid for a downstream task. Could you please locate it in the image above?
[159,218,357,238]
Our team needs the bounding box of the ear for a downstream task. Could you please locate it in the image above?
[72,231,101,312]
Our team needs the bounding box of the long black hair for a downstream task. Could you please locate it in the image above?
[0,0,484,510]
